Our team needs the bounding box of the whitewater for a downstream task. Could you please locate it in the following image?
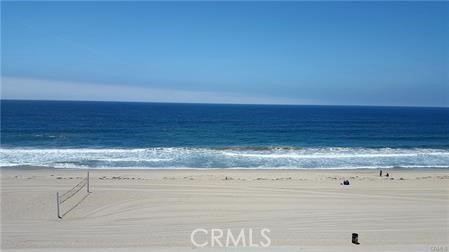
[1,147,449,169]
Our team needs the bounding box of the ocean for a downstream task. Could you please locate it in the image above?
[1,100,449,169]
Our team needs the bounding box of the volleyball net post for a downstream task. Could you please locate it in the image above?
[56,192,61,219]
[87,171,90,193]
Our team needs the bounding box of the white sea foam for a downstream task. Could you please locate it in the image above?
[1,147,448,169]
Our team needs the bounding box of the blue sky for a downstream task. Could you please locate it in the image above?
[2,2,448,106]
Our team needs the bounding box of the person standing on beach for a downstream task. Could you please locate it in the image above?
[380,170,382,176]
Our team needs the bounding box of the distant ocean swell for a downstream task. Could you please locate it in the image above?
[1,147,449,169]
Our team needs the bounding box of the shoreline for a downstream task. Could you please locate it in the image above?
[2,165,449,171]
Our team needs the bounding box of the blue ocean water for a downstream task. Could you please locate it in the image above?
[1,100,449,169]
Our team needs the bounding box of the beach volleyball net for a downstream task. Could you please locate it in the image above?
[56,172,91,218]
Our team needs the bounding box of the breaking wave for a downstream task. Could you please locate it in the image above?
[1,147,449,169]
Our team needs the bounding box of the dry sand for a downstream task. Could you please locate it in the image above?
[1,167,448,252]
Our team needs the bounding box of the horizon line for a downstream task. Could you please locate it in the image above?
[2,98,448,109]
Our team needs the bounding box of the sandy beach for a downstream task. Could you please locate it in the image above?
[1,167,448,252]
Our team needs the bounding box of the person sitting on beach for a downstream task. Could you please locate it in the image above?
[341,180,350,185]
[386,173,389,177]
